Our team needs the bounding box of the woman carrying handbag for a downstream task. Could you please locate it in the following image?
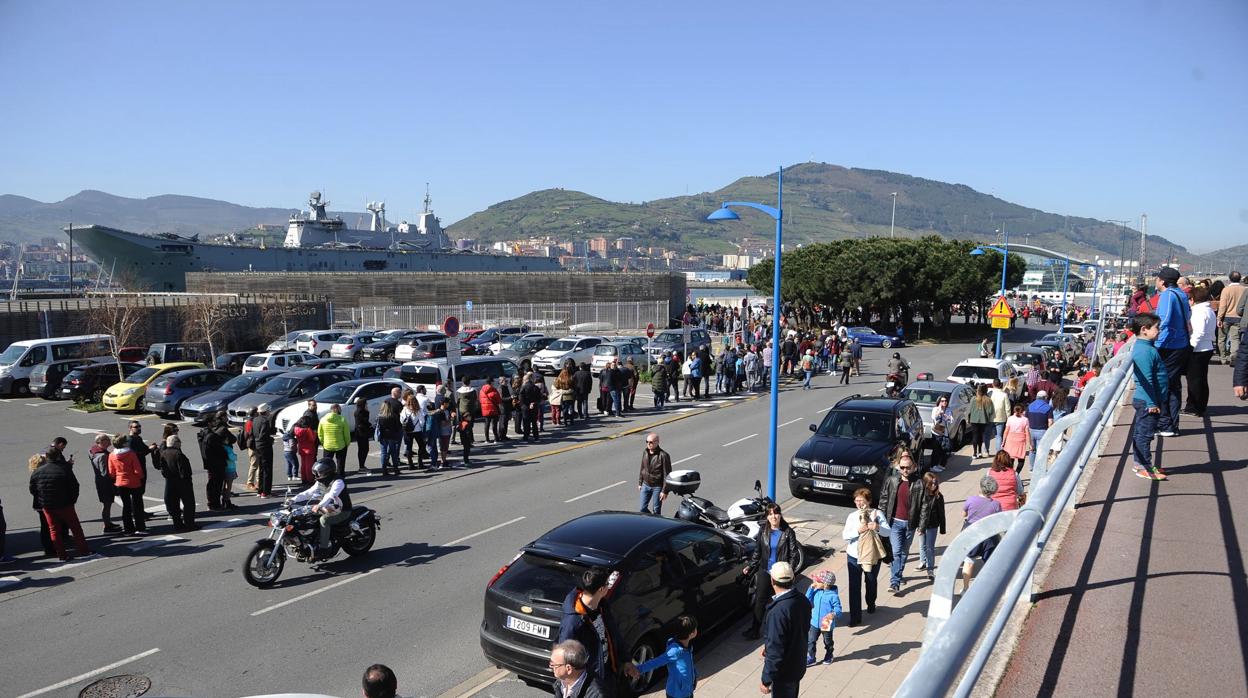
[842,487,891,627]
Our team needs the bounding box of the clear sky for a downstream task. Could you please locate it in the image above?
[1,0,1244,252]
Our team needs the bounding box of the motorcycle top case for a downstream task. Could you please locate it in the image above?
[665,469,701,495]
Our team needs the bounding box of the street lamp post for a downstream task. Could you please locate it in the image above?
[1058,257,1071,327]
[970,229,1010,359]
[889,192,898,238]
[707,166,783,500]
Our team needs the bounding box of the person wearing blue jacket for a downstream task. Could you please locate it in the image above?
[805,569,842,665]
[1152,267,1190,436]
[627,615,697,698]
[1130,312,1169,481]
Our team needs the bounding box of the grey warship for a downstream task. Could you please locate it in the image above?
[67,191,561,291]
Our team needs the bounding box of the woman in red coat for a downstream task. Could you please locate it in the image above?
[479,376,502,443]
[293,416,318,485]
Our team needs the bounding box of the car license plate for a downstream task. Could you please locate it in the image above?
[146,401,157,409]
[813,480,844,491]
[505,615,550,639]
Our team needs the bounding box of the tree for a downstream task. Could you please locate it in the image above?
[83,297,146,383]
[179,297,231,364]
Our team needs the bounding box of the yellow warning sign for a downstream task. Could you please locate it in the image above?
[988,297,1015,318]
[991,316,1012,330]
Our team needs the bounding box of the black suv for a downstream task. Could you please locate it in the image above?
[359,330,439,361]
[789,395,925,500]
[480,511,752,694]
[58,361,145,402]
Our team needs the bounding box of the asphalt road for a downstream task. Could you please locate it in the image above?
[0,324,1056,698]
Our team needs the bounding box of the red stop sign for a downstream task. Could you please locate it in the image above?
[646,322,655,338]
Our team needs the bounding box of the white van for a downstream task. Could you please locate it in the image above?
[0,334,114,395]
[386,356,520,392]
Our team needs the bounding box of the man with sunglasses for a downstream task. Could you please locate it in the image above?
[638,433,672,516]
[550,639,606,698]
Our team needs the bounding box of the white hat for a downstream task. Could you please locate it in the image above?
[769,561,795,583]
[1036,390,1048,398]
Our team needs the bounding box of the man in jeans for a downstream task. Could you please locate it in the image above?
[638,432,672,516]
[1152,267,1190,437]
[1130,312,1168,480]
[1218,270,1245,365]
[876,451,921,594]
[989,379,1012,452]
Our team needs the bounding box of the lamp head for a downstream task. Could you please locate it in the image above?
[969,247,986,256]
[706,207,740,222]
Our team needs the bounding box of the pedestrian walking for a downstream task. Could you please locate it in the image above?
[929,398,953,473]
[158,428,197,531]
[842,487,890,627]
[800,349,814,390]
[968,384,993,459]
[455,375,479,468]
[557,566,622,693]
[987,450,1024,510]
[481,376,503,439]
[1185,286,1216,417]
[376,389,403,477]
[88,433,120,533]
[804,570,841,666]
[839,344,852,384]
[989,379,1012,452]
[293,416,318,484]
[1152,267,1190,437]
[1002,405,1031,472]
[850,338,863,376]
[1130,312,1169,480]
[1026,389,1053,471]
[758,561,812,698]
[638,433,671,516]
[877,450,921,594]
[651,359,669,408]
[743,503,802,640]
[914,472,946,580]
[960,476,1003,592]
[626,616,697,698]
[108,433,147,536]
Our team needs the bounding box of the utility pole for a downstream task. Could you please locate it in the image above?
[889,192,898,238]
[1139,213,1148,280]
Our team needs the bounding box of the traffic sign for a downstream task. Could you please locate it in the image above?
[646,322,655,338]
[442,315,460,337]
[991,316,1011,330]
[988,297,1015,319]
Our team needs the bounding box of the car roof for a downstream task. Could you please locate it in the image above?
[147,362,204,370]
[339,361,397,368]
[156,368,227,380]
[530,511,696,561]
[830,395,909,413]
[905,380,967,392]
[319,377,402,391]
[957,358,1006,367]
[283,368,352,378]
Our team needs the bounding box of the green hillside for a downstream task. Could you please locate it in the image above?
[447,162,1188,262]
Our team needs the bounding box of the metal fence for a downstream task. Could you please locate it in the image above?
[896,314,1135,697]
[346,301,669,335]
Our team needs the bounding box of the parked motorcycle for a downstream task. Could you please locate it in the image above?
[243,488,380,588]
[667,471,807,573]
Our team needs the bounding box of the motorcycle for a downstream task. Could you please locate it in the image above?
[667,471,807,573]
[243,487,380,588]
[884,372,903,397]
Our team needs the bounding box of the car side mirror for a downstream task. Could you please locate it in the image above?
[809,424,817,432]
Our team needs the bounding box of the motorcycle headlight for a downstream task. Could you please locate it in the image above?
[851,465,878,476]
[268,513,281,528]
[790,457,811,475]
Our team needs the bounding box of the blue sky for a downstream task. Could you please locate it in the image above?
[1,0,1244,252]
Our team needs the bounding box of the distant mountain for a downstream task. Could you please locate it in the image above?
[447,162,1190,263]
[1199,243,1248,271]
[0,190,363,243]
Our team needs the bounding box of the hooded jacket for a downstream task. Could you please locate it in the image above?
[761,589,812,686]
[107,448,144,489]
[557,588,619,685]
[159,444,194,481]
[317,412,351,452]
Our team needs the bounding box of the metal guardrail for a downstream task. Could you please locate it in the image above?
[896,328,1137,698]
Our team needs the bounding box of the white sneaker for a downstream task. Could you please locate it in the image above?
[931,465,945,473]
[1157,430,1178,437]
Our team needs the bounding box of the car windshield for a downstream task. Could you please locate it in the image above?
[379,330,407,340]
[817,411,893,440]
[494,554,587,608]
[902,388,950,404]
[850,327,874,334]
[548,340,576,351]
[126,367,160,384]
[952,365,999,380]
[0,345,26,365]
[1002,352,1038,366]
[220,373,266,392]
[257,376,302,395]
[314,383,356,404]
[511,339,538,353]
[593,346,618,355]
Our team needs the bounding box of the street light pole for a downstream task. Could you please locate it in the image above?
[889,192,898,238]
[997,229,1008,359]
[1058,257,1070,328]
[707,166,784,500]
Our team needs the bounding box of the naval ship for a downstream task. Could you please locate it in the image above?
[66,191,561,291]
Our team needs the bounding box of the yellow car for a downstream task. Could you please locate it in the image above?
[101,362,205,411]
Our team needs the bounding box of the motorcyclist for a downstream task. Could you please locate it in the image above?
[290,457,352,561]
[887,352,911,386]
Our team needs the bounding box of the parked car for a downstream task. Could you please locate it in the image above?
[329,333,377,360]
[295,331,347,357]
[1001,347,1047,375]
[1039,333,1083,360]
[226,369,353,426]
[480,511,753,693]
[947,359,1022,399]
[215,350,262,374]
[902,380,975,444]
[395,336,454,363]
[241,350,317,374]
[590,341,652,376]
[646,328,713,362]
[29,358,95,399]
[495,335,557,374]
[60,361,145,402]
[116,346,148,363]
[844,326,905,348]
[179,370,289,423]
[1030,340,1075,372]
[144,342,212,365]
[531,335,607,375]
[273,378,407,434]
[142,369,233,418]
[467,326,530,354]
[389,356,520,391]
[102,362,206,412]
[489,331,544,355]
[299,357,354,370]
[361,330,436,362]
[337,361,399,380]
[788,395,925,500]
[266,330,318,352]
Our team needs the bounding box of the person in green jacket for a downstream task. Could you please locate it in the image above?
[317,403,352,479]
[967,384,994,459]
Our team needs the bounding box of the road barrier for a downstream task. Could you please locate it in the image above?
[896,329,1136,698]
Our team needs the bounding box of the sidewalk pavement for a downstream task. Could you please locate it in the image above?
[994,363,1248,696]
[644,442,992,697]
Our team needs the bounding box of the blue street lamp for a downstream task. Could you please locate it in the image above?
[970,230,1009,359]
[707,166,783,500]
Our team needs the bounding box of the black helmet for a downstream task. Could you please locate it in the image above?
[313,458,336,484]
[892,352,901,359]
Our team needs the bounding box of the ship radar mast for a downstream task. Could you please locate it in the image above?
[423,183,433,214]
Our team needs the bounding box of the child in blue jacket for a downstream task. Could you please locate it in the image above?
[1130,312,1168,481]
[806,569,842,665]
[629,615,697,698]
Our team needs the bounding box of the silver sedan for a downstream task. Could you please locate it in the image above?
[901,380,976,447]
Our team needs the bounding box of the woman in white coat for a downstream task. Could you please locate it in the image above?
[842,487,891,626]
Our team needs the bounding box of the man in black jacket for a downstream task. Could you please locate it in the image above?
[875,450,922,594]
[557,567,620,695]
[251,405,277,497]
[637,433,671,516]
[124,421,158,521]
[550,640,606,698]
[520,374,543,442]
[159,433,198,531]
[760,561,811,697]
[572,363,593,420]
[29,449,91,560]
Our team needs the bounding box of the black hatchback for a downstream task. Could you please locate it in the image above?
[480,511,753,694]
[58,361,145,402]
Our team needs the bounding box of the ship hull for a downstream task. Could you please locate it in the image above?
[69,225,561,291]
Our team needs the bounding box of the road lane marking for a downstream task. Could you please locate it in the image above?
[778,418,804,428]
[672,453,702,465]
[565,480,627,503]
[817,405,835,413]
[14,647,161,698]
[446,516,526,546]
[722,433,758,447]
[250,568,382,617]
[696,403,714,408]
[127,535,187,552]
[0,575,22,590]
[676,408,695,412]
[42,554,105,574]
[64,425,106,435]
[199,517,249,530]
